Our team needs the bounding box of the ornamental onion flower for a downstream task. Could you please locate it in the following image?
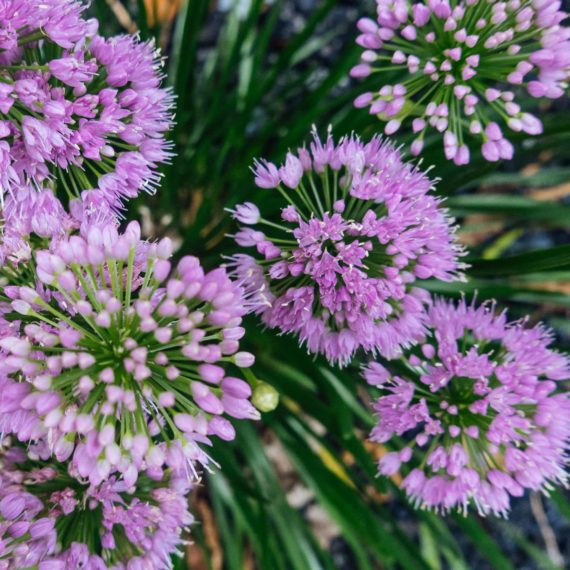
[0,0,174,210]
[364,298,570,516]
[0,442,193,569]
[0,221,259,485]
[227,130,464,366]
[351,0,570,164]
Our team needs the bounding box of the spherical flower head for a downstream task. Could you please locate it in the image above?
[0,442,193,569]
[352,0,570,164]
[227,130,464,366]
[365,298,570,516]
[0,221,259,485]
[0,2,174,215]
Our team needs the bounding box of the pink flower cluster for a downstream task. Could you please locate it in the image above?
[228,131,464,365]
[364,298,570,515]
[0,442,193,569]
[0,5,569,565]
[0,0,173,266]
[0,222,259,486]
[351,0,570,163]
[0,3,272,565]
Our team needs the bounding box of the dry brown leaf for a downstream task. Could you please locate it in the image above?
[186,498,223,570]
[521,163,541,177]
[528,182,570,201]
[105,0,137,32]
[458,214,506,247]
[144,0,182,27]
[181,188,204,228]
[523,281,570,295]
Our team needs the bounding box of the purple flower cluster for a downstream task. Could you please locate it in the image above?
[0,3,567,562]
[0,442,193,569]
[0,2,276,566]
[0,0,173,265]
[351,0,569,164]
[364,298,570,515]
[0,222,259,486]
[228,131,464,365]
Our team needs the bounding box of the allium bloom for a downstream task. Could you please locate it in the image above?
[365,298,570,516]
[0,0,173,209]
[227,131,463,366]
[352,0,570,163]
[0,442,193,569]
[0,222,259,484]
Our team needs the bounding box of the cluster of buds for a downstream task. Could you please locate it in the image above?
[1,222,260,486]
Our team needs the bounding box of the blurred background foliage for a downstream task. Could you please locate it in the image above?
[94,0,570,568]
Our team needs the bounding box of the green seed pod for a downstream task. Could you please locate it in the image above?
[252,381,279,413]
